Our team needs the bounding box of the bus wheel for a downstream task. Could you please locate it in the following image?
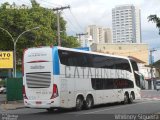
[123,93,129,104]
[76,96,83,111]
[129,93,134,104]
[84,95,94,109]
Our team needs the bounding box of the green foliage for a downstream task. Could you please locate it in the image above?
[148,15,160,34]
[0,0,80,70]
[61,36,80,48]
[0,80,6,86]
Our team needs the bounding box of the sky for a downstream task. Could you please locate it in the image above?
[0,0,160,61]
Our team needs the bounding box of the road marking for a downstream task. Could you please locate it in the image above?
[81,100,160,114]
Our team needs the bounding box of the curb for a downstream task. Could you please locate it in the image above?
[141,98,160,101]
[1,103,25,110]
[141,90,157,92]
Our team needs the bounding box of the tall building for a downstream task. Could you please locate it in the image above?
[112,5,141,43]
[86,25,112,44]
[84,35,93,47]
[77,35,93,47]
[103,28,112,43]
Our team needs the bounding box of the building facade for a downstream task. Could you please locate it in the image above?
[86,25,112,44]
[112,4,141,43]
[139,65,158,90]
[103,28,112,43]
[91,43,148,64]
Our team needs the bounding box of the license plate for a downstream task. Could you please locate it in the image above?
[36,101,42,104]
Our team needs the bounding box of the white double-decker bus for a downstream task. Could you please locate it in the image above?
[23,46,141,111]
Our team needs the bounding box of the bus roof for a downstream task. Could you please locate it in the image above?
[57,46,130,60]
[25,46,130,61]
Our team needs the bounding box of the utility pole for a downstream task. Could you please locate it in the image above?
[150,49,157,90]
[76,33,88,40]
[53,6,70,46]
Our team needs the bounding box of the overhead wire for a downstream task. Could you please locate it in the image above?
[68,8,84,32]
[18,0,84,35]
[35,0,80,35]
[38,0,62,7]
[62,11,79,35]
[63,11,82,32]
[14,0,62,8]
[14,0,31,6]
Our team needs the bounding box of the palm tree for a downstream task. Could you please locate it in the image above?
[148,15,160,34]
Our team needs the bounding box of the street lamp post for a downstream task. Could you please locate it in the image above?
[14,27,40,77]
[0,26,40,77]
[150,49,157,90]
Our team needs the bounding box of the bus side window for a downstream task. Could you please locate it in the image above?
[130,59,140,87]
[135,72,140,87]
[115,58,131,72]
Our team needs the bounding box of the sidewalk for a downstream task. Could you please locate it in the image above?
[0,100,25,110]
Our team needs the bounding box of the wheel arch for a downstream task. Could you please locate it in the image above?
[131,91,135,100]
[86,94,94,103]
[125,91,129,97]
[76,94,85,102]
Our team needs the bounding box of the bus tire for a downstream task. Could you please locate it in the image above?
[123,93,129,104]
[76,96,84,111]
[84,95,94,109]
[46,108,54,112]
[129,92,134,104]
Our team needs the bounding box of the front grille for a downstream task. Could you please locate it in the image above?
[26,72,51,88]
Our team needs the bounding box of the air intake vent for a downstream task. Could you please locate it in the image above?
[26,72,51,88]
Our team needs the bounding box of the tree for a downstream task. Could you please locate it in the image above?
[148,15,160,34]
[61,36,80,48]
[0,0,80,70]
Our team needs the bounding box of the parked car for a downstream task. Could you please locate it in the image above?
[0,86,6,94]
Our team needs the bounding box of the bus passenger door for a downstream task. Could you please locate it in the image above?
[114,89,123,102]
[114,80,124,102]
[60,79,68,107]
[66,78,75,107]
[95,90,104,104]
[60,78,75,108]
[95,79,104,104]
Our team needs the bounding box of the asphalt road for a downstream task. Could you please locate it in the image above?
[1,100,160,120]
[1,90,160,120]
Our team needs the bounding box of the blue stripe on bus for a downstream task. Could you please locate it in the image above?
[52,47,60,75]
